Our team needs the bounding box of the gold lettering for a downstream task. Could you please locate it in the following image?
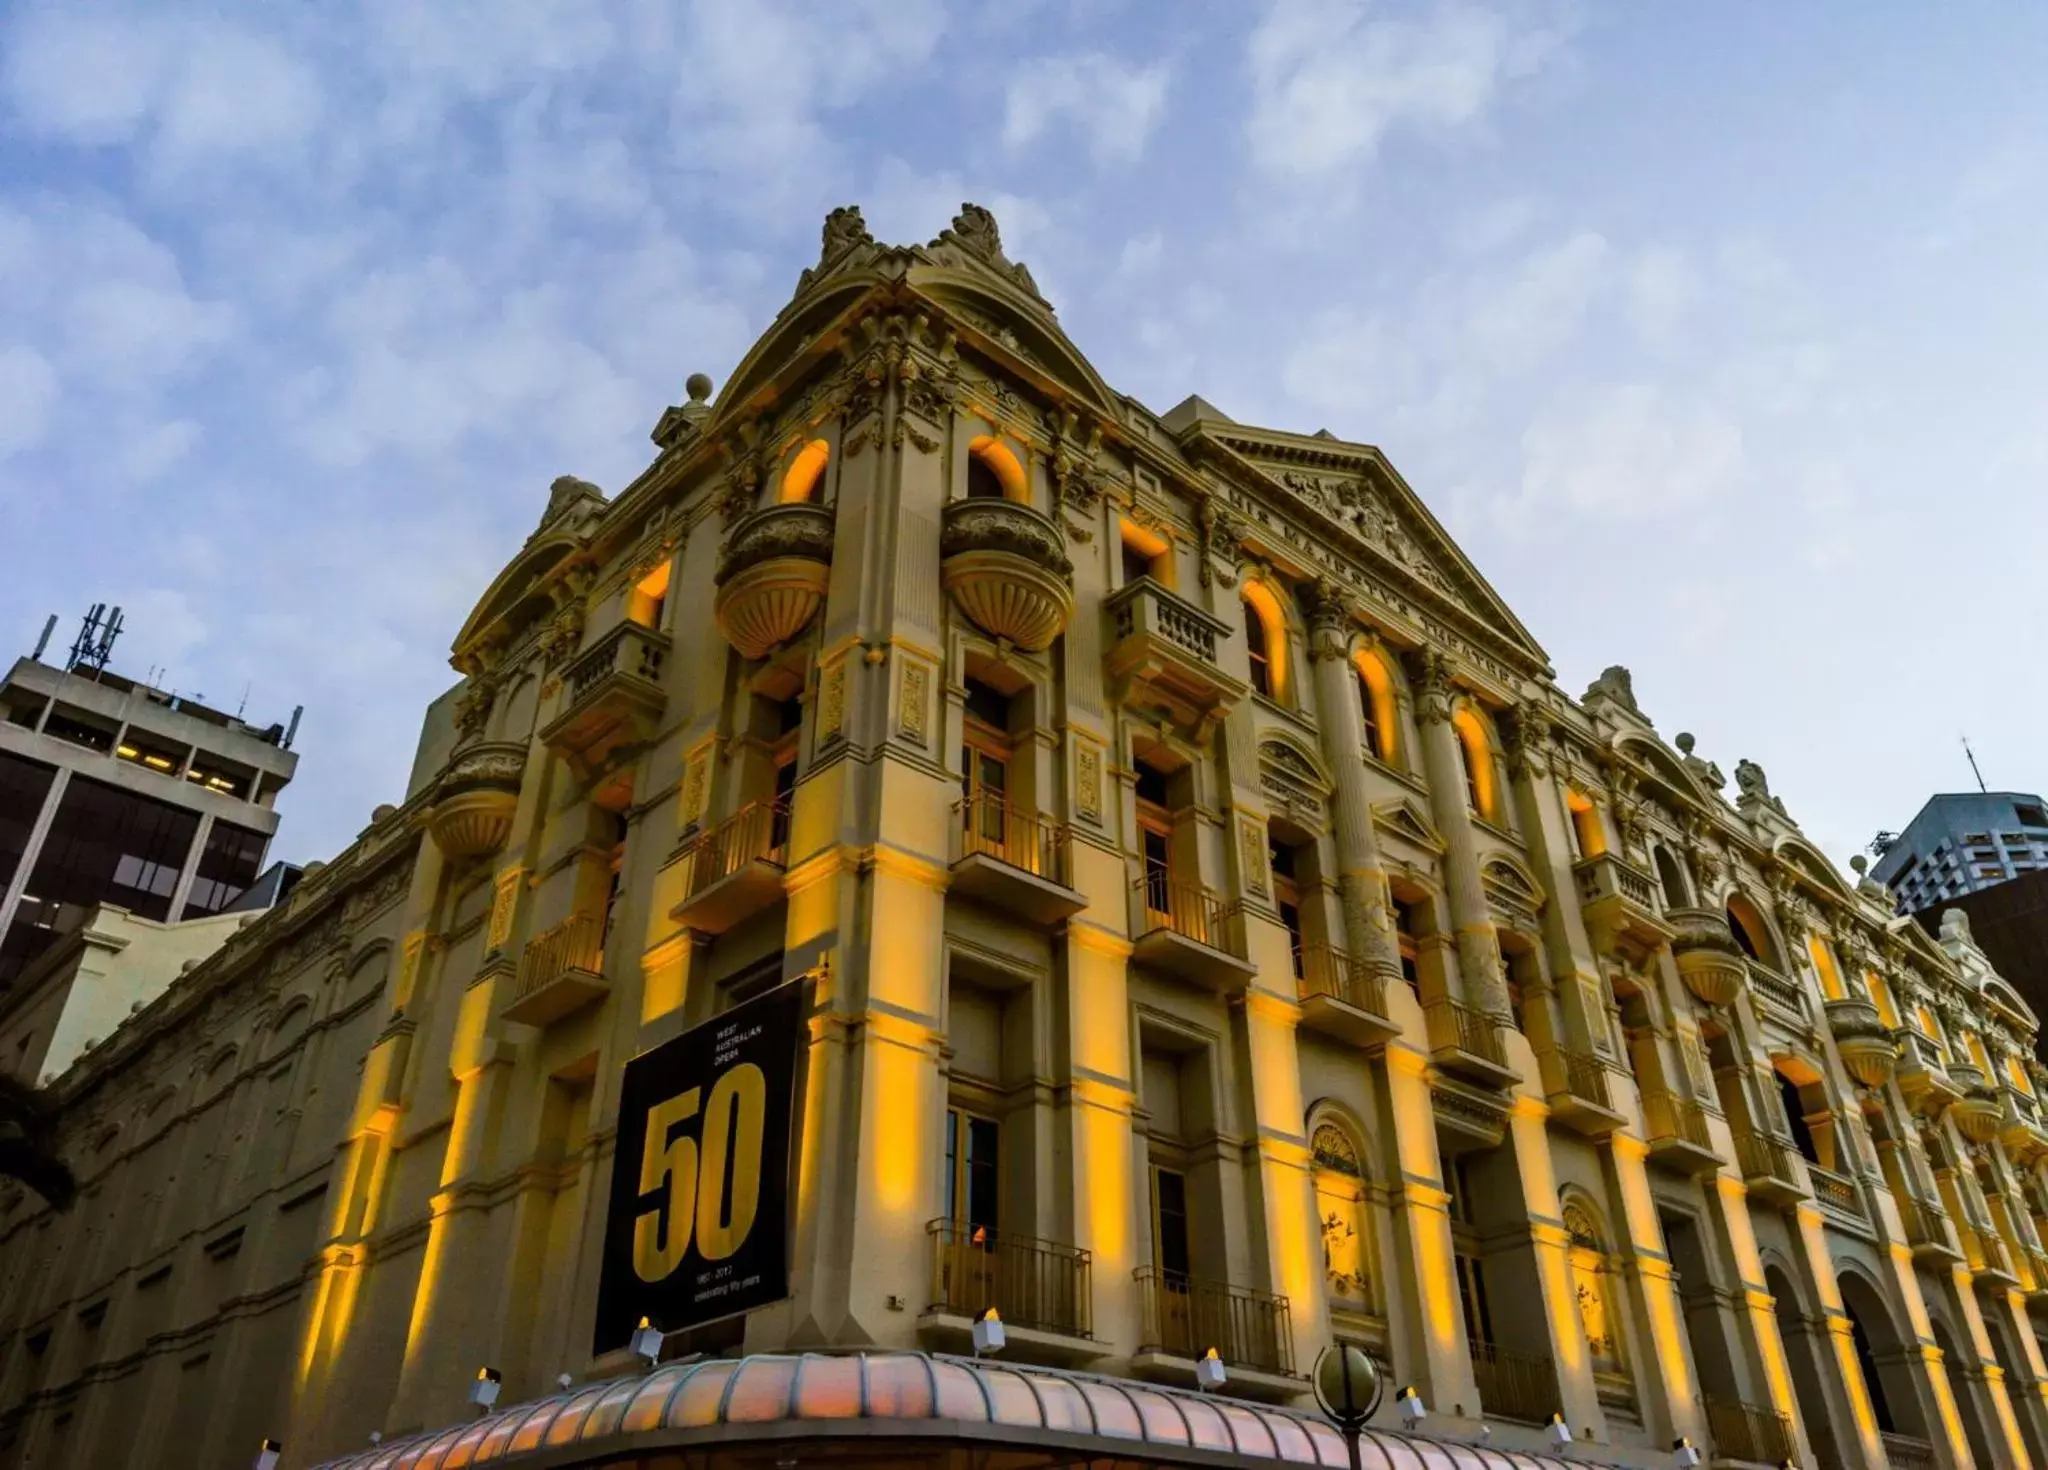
[696,1063,766,1262]
[632,1087,701,1282]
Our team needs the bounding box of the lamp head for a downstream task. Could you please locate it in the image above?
[971,1307,1006,1356]
[1397,1386,1427,1426]
[255,1440,284,1470]
[1546,1414,1573,1449]
[1195,1347,1228,1391]
[630,1316,665,1366]
[469,1367,503,1408]
[1673,1437,1701,1468]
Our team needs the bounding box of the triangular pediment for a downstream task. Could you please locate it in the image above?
[1184,421,1550,677]
[1374,797,1444,854]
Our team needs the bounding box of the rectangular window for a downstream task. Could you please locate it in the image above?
[180,822,268,917]
[944,1109,1000,1235]
[1393,898,1421,989]
[1152,1166,1191,1280]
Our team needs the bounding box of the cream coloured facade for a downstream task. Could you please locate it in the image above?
[4,205,2048,1470]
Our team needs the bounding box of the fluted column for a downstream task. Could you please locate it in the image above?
[1305,591,1399,981]
[1405,650,1507,1015]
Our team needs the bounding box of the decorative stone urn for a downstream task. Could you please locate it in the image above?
[427,742,526,859]
[940,497,1074,651]
[1946,1064,2004,1142]
[714,504,834,659]
[1666,907,1746,1007]
[1823,997,1899,1087]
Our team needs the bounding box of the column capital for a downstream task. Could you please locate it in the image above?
[1402,648,1457,724]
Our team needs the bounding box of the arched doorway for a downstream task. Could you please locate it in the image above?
[1983,1312,2048,1468]
[1837,1269,1935,1457]
[1768,1263,1840,1463]
[1931,1315,2000,1470]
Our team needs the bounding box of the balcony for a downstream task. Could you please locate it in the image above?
[1470,1340,1558,1425]
[1703,1395,1794,1465]
[1744,959,1808,1026]
[1425,997,1517,1089]
[1999,1101,2048,1166]
[948,795,1086,925]
[1573,852,1671,958]
[1896,1196,1962,1266]
[1128,875,1255,993]
[1133,1267,1298,1396]
[922,1221,1096,1364]
[1948,1066,2004,1142]
[1432,1076,1511,1153]
[713,503,834,659]
[1642,1090,1722,1175]
[940,498,1073,652]
[1880,1433,1937,1470]
[539,622,670,776]
[501,910,608,1026]
[1808,1162,1862,1219]
[1897,1030,1964,1118]
[1734,1130,1809,1206]
[1102,579,1244,740]
[425,741,526,860]
[1294,943,1398,1046]
[1539,1044,1625,1135]
[1667,908,1746,1008]
[672,796,791,935]
[1824,997,1898,1087]
[1971,1228,2021,1289]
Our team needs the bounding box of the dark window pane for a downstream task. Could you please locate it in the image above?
[0,751,56,895]
[1155,1169,1190,1278]
[179,821,269,917]
[965,1117,999,1233]
[15,774,199,922]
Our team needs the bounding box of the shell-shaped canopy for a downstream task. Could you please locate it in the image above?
[304,1351,1620,1470]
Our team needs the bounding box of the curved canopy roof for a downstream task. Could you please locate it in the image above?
[307,1351,1616,1470]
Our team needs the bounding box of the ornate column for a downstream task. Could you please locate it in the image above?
[1304,586,1399,982]
[1499,702,1606,1055]
[1403,650,1507,1015]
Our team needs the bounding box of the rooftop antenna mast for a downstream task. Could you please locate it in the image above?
[64,603,125,677]
[1962,735,1987,794]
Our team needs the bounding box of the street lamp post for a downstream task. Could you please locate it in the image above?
[1314,1344,1385,1470]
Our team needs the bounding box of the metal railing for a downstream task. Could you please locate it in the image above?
[1703,1395,1794,1465]
[514,910,604,1003]
[1134,1267,1292,1375]
[1469,1339,1557,1424]
[1550,1045,1614,1109]
[1643,1090,1714,1152]
[1296,943,1389,1018]
[562,620,668,704]
[953,794,1072,887]
[1881,1432,1937,1470]
[1734,1130,1806,1195]
[1896,1195,1952,1251]
[927,1221,1091,1339]
[1808,1163,1861,1215]
[1133,874,1248,959]
[689,794,793,894]
[1426,997,1508,1067]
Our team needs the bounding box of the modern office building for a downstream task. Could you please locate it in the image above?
[1918,877,2048,1061]
[1873,793,2048,914]
[7,208,2048,1470]
[0,647,301,989]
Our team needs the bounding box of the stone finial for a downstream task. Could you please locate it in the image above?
[1675,731,1726,792]
[934,202,1041,298]
[1583,664,1640,715]
[1941,907,1973,943]
[820,205,872,262]
[1850,853,1893,903]
[540,474,604,529]
[652,376,715,452]
[686,372,713,404]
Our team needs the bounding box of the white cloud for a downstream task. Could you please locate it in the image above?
[1461,229,1610,372]
[1516,383,1746,520]
[1004,53,1173,166]
[1624,246,1697,350]
[1246,0,1558,179]
[0,346,58,459]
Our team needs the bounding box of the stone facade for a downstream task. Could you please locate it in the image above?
[5,207,2048,1470]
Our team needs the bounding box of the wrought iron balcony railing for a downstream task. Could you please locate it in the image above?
[1295,942,1389,1018]
[690,794,793,895]
[927,1220,1091,1340]
[1133,874,1247,959]
[1469,1339,1557,1424]
[1134,1267,1293,1376]
[954,793,1072,887]
[1703,1395,1794,1465]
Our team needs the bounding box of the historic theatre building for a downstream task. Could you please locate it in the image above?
[5,207,2048,1470]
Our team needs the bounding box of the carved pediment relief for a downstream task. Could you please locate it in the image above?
[1482,856,1545,932]
[1373,797,1444,855]
[1259,737,1331,825]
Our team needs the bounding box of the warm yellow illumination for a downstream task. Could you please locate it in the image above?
[1866,970,1900,1029]
[1807,934,1846,1002]
[1354,649,1398,763]
[1566,788,1606,857]
[628,559,673,627]
[1452,705,1496,821]
[1242,578,1288,701]
[2011,1055,2034,1095]
[779,438,831,503]
[966,434,1028,501]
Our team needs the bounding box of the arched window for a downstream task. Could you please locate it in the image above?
[1653,846,1690,909]
[628,559,672,630]
[1726,894,1775,965]
[1567,790,1606,858]
[966,456,1005,499]
[1354,650,1397,764]
[1805,934,1846,1002]
[780,438,831,503]
[1311,1121,1375,1311]
[1562,1197,1624,1372]
[1452,706,1495,822]
[1242,581,1287,701]
[966,436,1028,501]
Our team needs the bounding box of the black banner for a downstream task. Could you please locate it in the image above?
[593,980,804,1354]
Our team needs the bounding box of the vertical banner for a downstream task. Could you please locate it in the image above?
[593,980,804,1354]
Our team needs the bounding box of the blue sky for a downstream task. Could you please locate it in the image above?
[1,2,2042,873]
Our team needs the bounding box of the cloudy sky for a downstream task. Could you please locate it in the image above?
[1,2,2042,873]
